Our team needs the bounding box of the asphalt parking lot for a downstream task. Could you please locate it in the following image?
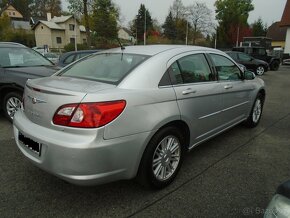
[1,66,290,217]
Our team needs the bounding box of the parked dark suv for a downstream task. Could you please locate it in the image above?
[226,51,269,76]
[0,42,59,122]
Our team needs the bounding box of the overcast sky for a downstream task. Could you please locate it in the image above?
[63,0,287,27]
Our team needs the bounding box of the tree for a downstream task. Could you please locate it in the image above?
[215,0,254,47]
[152,19,161,34]
[252,18,267,37]
[170,0,186,21]
[175,17,188,42]
[68,0,93,46]
[187,2,214,44]
[0,14,35,47]
[30,0,62,17]
[169,0,187,42]
[92,0,119,44]
[130,4,153,44]
[162,11,177,40]
[0,14,11,41]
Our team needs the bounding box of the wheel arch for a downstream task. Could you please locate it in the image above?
[135,119,190,188]
[135,119,190,173]
[158,120,191,149]
[258,88,266,104]
[0,84,24,106]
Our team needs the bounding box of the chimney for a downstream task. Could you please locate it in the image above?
[47,13,52,21]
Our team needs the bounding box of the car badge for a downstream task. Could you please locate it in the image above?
[27,95,46,104]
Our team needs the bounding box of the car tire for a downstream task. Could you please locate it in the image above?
[2,91,22,123]
[137,126,185,189]
[245,93,264,128]
[270,60,280,71]
[256,66,265,76]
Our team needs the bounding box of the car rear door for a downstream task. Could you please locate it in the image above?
[208,53,255,127]
[168,53,224,146]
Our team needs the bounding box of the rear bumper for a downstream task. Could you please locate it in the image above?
[13,110,152,186]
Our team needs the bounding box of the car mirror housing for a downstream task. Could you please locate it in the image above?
[244,70,256,80]
[238,64,246,73]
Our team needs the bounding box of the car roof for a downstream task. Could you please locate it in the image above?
[226,51,242,54]
[105,45,218,56]
[0,42,26,48]
[59,49,100,60]
[226,51,252,56]
[62,50,100,55]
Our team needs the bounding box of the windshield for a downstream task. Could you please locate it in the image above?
[59,53,149,84]
[0,47,53,68]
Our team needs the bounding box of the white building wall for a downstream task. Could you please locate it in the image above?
[63,18,82,45]
[118,29,130,40]
[118,29,135,43]
[285,28,290,54]
[35,25,53,48]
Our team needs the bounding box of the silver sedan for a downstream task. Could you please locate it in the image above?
[13,45,265,189]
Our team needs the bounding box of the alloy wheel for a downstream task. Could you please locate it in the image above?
[6,96,22,120]
[152,135,181,181]
[256,66,265,76]
[252,99,262,123]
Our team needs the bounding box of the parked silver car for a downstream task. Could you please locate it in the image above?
[264,180,290,218]
[13,45,265,189]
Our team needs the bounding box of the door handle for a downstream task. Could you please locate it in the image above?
[224,85,233,89]
[182,89,196,95]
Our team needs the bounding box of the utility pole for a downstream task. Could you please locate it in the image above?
[136,25,138,45]
[215,28,217,49]
[74,15,78,51]
[144,9,146,45]
[185,20,189,45]
[236,25,240,47]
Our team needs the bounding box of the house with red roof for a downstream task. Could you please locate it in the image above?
[280,0,290,54]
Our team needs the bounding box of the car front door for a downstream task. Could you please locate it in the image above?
[238,52,256,72]
[209,53,255,127]
[168,53,225,147]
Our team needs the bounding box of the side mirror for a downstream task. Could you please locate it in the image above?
[244,70,256,80]
[238,64,246,73]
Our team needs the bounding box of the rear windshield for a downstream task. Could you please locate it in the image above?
[58,53,149,84]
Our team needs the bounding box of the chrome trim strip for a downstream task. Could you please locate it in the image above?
[198,101,249,120]
[199,111,221,120]
[221,101,249,113]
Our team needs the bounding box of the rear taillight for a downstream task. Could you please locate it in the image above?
[52,100,126,128]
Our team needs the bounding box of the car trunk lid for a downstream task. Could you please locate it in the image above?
[23,76,116,129]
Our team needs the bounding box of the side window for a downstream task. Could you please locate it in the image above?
[238,53,252,61]
[56,37,62,44]
[210,54,242,81]
[63,54,75,64]
[227,52,238,60]
[76,53,90,60]
[177,54,213,83]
